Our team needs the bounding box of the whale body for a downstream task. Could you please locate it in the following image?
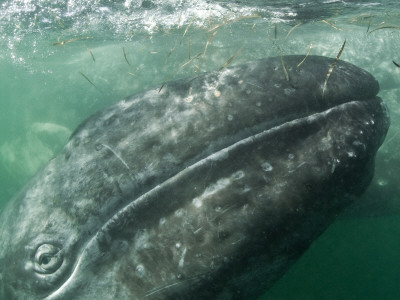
[0,56,389,299]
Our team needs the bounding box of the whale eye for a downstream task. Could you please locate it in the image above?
[34,244,64,274]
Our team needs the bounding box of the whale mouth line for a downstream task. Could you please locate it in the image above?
[44,97,383,300]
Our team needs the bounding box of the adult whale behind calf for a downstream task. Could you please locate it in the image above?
[0,55,389,299]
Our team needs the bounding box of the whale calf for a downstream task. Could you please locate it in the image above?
[0,56,389,299]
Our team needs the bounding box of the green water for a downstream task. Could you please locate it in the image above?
[264,216,400,299]
[1,0,400,298]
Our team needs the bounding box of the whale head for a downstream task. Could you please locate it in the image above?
[0,56,389,299]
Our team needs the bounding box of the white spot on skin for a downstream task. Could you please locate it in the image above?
[231,170,244,180]
[261,162,273,172]
[347,151,356,157]
[238,80,243,84]
[159,218,166,225]
[214,90,221,97]
[288,153,295,160]
[284,88,295,95]
[227,114,233,121]
[136,264,145,278]
[192,197,202,208]
[169,129,178,141]
[184,95,193,103]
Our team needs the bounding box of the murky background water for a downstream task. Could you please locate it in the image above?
[1,0,399,298]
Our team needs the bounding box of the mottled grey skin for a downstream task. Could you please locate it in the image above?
[0,56,389,299]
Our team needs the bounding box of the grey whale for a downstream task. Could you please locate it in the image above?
[0,55,389,299]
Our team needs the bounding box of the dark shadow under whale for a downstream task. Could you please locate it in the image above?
[0,55,389,299]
